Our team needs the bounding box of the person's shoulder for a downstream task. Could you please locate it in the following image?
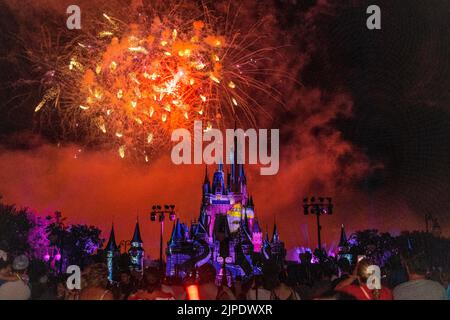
[423,279,445,288]
[0,280,31,299]
[393,280,410,292]
[0,280,27,290]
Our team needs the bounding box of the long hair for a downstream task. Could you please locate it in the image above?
[357,259,380,300]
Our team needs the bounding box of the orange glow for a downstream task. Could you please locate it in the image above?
[74,16,231,160]
[186,285,200,300]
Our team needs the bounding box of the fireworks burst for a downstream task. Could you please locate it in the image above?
[31,1,284,161]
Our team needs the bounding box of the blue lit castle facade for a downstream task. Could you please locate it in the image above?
[165,141,286,284]
[105,220,145,282]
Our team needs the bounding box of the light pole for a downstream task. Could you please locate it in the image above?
[303,197,333,250]
[151,204,176,271]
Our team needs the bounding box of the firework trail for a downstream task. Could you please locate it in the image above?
[29,0,287,161]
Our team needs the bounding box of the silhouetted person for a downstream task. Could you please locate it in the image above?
[393,253,447,300]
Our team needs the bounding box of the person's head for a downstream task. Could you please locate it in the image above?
[12,254,29,275]
[299,251,312,265]
[198,263,217,284]
[0,250,9,272]
[82,263,109,289]
[355,259,372,283]
[142,267,161,291]
[337,257,352,275]
[404,253,429,278]
[120,271,131,284]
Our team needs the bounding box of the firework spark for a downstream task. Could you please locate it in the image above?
[31,1,284,161]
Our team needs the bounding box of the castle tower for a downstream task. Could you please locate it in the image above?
[271,223,280,243]
[338,224,349,256]
[262,232,271,260]
[164,124,285,283]
[239,165,247,197]
[202,166,211,199]
[251,218,263,253]
[270,223,286,266]
[212,163,225,194]
[129,220,144,273]
[105,224,119,282]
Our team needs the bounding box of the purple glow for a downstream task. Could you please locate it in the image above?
[43,254,50,261]
[55,253,61,261]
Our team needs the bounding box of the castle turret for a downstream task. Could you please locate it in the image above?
[129,220,144,273]
[247,196,254,208]
[251,218,262,253]
[270,223,285,266]
[105,224,119,282]
[238,212,252,247]
[338,224,349,256]
[338,224,348,247]
[239,164,247,195]
[262,232,271,259]
[202,166,211,196]
[271,223,280,243]
[164,126,285,283]
[212,163,225,194]
[169,218,184,244]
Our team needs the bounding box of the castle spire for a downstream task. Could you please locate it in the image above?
[131,220,143,244]
[106,223,118,282]
[248,195,254,208]
[168,220,177,245]
[106,223,118,252]
[243,211,250,233]
[174,218,183,241]
[271,223,280,243]
[129,218,144,274]
[203,166,211,195]
[212,161,225,194]
[338,224,348,247]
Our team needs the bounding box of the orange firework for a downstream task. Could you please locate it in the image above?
[32,2,284,161]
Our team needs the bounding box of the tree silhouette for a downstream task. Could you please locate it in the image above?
[0,203,34,255]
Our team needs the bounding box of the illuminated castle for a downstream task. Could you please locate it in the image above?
[165,138,285,284]
[105,221,144,281]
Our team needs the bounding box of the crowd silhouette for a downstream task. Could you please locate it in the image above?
[0,246,448,300]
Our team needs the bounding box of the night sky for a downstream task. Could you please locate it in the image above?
[0,0,449,257]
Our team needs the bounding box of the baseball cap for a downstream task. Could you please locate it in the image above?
[12,255,29,271]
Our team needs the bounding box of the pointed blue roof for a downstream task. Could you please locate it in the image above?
[168,221,177,245]
[106,224,118,252]
[174,219,183,241]
[271,224,280,243]
[131,221,143,243]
